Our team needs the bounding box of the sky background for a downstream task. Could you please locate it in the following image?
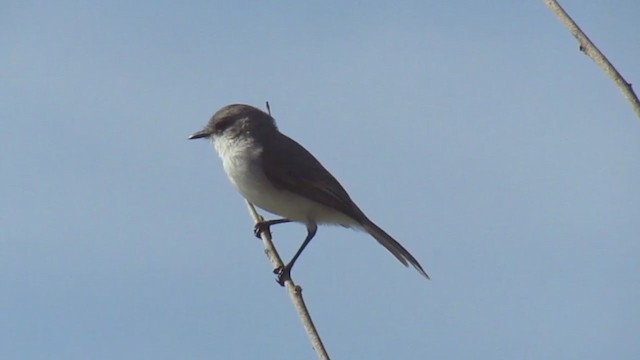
[2,1,639,359]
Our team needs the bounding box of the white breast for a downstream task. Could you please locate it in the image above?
[212,135,357,227]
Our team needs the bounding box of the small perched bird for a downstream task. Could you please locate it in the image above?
[189,104,428,285]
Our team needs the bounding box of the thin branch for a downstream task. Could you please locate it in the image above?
[543,0,640,120]
[247,102,330,359]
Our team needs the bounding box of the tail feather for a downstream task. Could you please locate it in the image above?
[362,219,430,280]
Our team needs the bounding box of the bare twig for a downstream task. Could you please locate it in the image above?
[543,0,640,120]
[244,201,330,360]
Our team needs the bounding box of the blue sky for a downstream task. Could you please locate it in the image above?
[2,1,639,359]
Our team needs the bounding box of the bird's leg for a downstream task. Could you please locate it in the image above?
[253,218,291,238]
[274,223,318,286]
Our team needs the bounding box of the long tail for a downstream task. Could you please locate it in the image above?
[361,219,430,279]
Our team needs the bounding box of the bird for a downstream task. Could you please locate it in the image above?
[189,104,429,285]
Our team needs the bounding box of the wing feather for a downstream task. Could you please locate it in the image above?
[261,132,366,222]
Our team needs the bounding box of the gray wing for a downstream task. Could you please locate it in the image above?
[262,131,429,278]
[261,132,366,222]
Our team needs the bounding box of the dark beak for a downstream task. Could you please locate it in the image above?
[188,129,211,140]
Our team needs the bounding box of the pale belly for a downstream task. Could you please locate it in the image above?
[219,144,356,227]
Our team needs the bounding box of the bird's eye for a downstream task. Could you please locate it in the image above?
[214,118,233,133]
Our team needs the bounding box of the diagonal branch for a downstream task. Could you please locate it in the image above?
[244,201,331,360]
[543,0,640,120]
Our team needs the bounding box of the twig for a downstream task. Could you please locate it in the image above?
[244,201,330,360]
[543,0,640,120]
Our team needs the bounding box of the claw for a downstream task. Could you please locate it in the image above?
[253,221,271,239]
[273,264,291,286]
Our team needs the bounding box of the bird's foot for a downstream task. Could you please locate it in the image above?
[273,264,292,286]
[253,221,271,239]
